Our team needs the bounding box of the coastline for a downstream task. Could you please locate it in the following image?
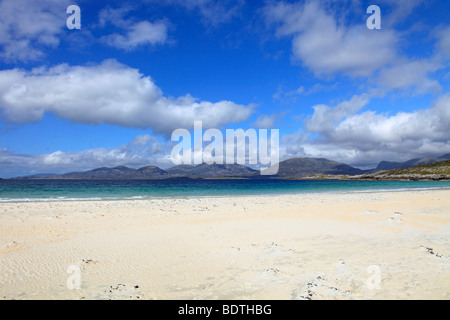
[2,179,450,204]
[1,189,449,300]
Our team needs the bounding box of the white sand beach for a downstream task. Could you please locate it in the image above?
[0,190,449,300]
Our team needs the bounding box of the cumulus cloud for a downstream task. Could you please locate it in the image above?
[0,0,71,62]
[377,59,442,94]
[0,134,174,177]
[264,1,444,94]
[98,6,169,50]
[0,60,253,136]
[264,1,398,78]
[305,94,370,134]
[282,93,450,168]
[0,1,170,60]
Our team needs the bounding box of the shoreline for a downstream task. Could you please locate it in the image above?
[1,182,450,204]
[1,189,449,300]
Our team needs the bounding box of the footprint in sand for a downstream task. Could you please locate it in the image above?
[386,212,403,225]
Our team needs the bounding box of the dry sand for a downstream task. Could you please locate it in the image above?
[0,190,449,300]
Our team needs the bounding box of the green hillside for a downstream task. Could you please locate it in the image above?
[382,160,450,176]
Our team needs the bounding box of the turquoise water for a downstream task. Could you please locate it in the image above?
[0,179,449,202]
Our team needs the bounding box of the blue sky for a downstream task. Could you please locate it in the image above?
[0,0,450,177]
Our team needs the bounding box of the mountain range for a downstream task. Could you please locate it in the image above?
[12,153,450,180]
[375,154,450,170]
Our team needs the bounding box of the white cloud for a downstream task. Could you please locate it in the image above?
[98,6,170,50]
[378,0,425,27]
[0,60,254,136]
[264,1,445,94]
[154,0,244,26]
[130,134,154,147]
[98,6,134,29]
[0,0,71,62]
[264,1,398,78]
[377,59,442,94]
[435,26,450,61]
[283,93,450,167]
[0,1,170,58]
[102,20,168,50]
[253,114,279,129]
[279,130,308,159]
[0,134,174,177]
[305,94,370,135]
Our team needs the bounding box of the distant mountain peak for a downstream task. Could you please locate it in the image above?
[275,157,364,178]
[376,153,450,171]
[113,165,132,170]
[438,153,450,159]
[13,153,450,180]
[181,162,258,178]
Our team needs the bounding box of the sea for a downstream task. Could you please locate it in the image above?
[0,179,449,203]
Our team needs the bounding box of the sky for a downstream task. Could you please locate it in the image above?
[0,0,450,177]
